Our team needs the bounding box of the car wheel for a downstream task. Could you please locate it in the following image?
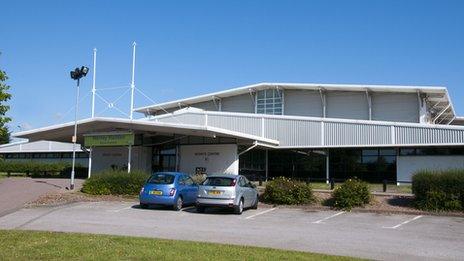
[251,195,258,209]
[173,196,183,211]
[140,203,149,209]
[234,198,244,215]
[196,205,205,213]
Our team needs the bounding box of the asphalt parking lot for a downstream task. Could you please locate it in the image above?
[0,202,463,260]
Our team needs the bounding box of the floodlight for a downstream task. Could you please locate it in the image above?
[80,66,89,76]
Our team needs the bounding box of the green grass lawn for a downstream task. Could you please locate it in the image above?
[0,230,357,260]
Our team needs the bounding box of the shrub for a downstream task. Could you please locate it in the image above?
[0,161,87,178]
[82,169,149,195]
[412,169,464,211]
[262,176,314,205]
[332,178,371,210]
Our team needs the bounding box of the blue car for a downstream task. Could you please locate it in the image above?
[139,172,198,211]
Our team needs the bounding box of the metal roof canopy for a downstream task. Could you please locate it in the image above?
[12,117,279,147]
[134,82,456,124]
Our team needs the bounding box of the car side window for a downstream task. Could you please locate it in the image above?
[178,176,186,185]
[239,177,246,187]
[184,176,194,186]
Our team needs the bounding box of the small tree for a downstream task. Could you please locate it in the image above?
[0,53,12,144]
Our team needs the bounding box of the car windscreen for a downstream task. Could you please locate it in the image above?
[147,173,175,184]
[202,177,235,186]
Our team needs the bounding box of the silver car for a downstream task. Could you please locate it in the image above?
[196,174,259,215]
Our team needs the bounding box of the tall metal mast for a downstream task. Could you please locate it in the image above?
[128,42,136,173]
[91,48,97,118]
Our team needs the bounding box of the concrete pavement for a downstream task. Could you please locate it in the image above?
[0,178,84,217]
[0,201,463,260]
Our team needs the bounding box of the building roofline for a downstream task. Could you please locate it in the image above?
[134,82,449,114]
[12,117,279,147]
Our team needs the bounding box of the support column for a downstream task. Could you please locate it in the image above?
[366,90,372,120]
[87,147,93,178]
[265,149,269,182]
[127,145,132,173]
[326,149,330,184]
[418,92,428,123]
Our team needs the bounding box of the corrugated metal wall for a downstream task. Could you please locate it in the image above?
[324,122,391,146]
[208,114,262,137]
[157,113,205,126]
[265,118,321,147]
[395,126,464,144]
[154,111,464,147]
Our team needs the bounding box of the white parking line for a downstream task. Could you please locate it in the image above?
[245,208,277,219]
[312,211,345,224]
[383,215,423,229]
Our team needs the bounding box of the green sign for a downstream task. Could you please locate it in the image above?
[84,133,135,147]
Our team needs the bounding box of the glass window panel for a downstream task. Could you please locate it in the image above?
[362,156,378,164]
[399,148,415,156]
[380,156,396,164]
[379,149,396,156]
[265,89,273,98]
[363,149,378,156]
[257,91,265,99]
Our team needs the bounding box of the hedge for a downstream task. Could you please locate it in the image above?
[412,169,464,211]
[81,169,150,195]
[262,176,314,205]
[332,178,371,210]
[0,161,87,178]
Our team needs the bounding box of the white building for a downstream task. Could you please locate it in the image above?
[13,83,464,183]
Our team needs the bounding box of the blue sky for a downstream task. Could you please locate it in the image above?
[2,0,463,132]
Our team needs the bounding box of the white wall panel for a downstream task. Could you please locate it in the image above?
[397,155,464,182]
[221,94,255,113]
[190,101,219,111]
[326,91,368,120]
[284,90,323,117]
[372,93,419,122]
[179,144,238,175]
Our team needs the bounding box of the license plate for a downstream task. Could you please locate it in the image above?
[208,190,222,195]
[149,190,162,195]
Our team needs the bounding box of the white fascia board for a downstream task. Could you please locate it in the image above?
[134,82,448,113]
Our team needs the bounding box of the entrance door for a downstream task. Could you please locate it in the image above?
[152,147,177,172]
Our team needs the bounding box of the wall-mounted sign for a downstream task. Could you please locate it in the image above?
[84,133,135,147]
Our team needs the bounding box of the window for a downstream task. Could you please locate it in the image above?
[147,173,175,184]
[256,89,283,115]
[202,177,236,186]
[184,176,194,186]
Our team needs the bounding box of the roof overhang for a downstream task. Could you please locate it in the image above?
[134,82,454,120]
[12,117,279,147]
